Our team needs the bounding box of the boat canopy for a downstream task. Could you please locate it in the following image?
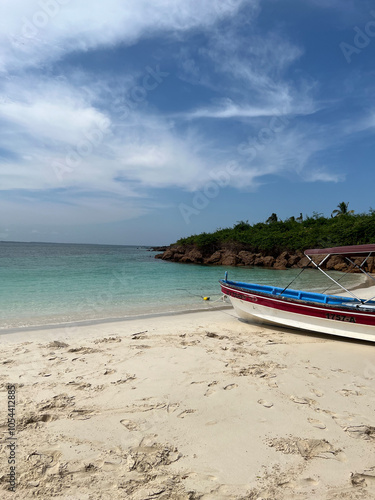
[305,244,375,257]
[302,244,375,303]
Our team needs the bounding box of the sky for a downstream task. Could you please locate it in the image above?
[1,0,375,245]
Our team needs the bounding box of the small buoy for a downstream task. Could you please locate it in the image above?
[203,296,210,301]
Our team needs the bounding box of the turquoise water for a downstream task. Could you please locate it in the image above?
[0,242,367,329]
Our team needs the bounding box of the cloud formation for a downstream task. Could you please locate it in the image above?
[1,0,254,71]
[0,0,373,239]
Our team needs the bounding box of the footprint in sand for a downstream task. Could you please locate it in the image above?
[329,412,354,429]
[298,477,320,487]
[258,399,273,408]
[69,409,95,420]
[208,381,218,387]
[120,419,139,431]
[308,418,326,429]
[224,383,238,391]
[27,450,61,474]
[345,425,375,440]
[290,395,316,405]
[177,409,196,419]
[166,403,180,413]
[204,381,219,397]
[297,439,346,461]
[68,347,100,354]
[204,388,216,397]
[311,388,324,397]
[19,413,56,430]
[184,471,217,482]
[337,388,362,397]
[351,468,375,487]
[268,437,345,460]
[103,369,116,375]
[94,337,121,344]
[111,374,136,385]
[47,341,69,349]
[1,359,14,365]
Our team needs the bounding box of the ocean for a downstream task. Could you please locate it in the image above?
[0,241,367,330]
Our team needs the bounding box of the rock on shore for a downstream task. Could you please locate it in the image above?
[155,243,375,272]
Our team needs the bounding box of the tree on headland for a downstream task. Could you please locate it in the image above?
[266,213,278,224]
[176,208,375,253]
[331,202,354,217]
[233,220,251,231]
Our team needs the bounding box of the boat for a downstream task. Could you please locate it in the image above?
[219,244,375,342]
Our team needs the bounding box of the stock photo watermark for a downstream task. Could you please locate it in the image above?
[340,10,375,63]
[237,111,290,159]
[6,384,17,492]
[51,64,169,182]
[21,0,71,39]
[52,118,110,181]
[179,161,241,224]
[112,65,169,121]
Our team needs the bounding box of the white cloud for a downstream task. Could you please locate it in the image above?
[0,68,345,205]
[303,169,345,183]
[1,95,105,145]
[231,122,349,189]
[0,74,217,194]
[0,0,255,72]
[179,98,318,120]
[0,0,359,234]
[176,25,319,121]
[181,101,283,120]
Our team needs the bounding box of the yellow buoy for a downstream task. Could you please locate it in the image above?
[203,297,210,301]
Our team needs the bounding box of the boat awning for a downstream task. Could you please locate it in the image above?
[305,244,375,257]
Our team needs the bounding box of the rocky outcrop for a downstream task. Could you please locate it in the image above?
[205,250,223,265]
[179,248,203,264]
[155,243,373,273]
[273,251,289,270]
[237,251,255,266]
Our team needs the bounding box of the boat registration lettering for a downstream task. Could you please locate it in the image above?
[326,313,356,323]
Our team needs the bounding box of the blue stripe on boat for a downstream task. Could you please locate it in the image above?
[220,280,375,307]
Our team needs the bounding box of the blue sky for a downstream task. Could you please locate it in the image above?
[1,0,375,245]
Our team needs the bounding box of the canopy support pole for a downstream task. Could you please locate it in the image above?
[344,253,375,303]
[306,255,363,303]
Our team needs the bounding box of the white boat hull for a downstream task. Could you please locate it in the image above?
[229,296,375,342]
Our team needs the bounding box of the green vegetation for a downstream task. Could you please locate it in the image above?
[176,205,375,255]
[331,202,354,217]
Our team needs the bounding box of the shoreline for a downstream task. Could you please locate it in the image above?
[0,304,231,336]
[2,275,374,336]
[1,309,374,499]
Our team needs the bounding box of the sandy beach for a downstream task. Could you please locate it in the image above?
[1,302,375,499]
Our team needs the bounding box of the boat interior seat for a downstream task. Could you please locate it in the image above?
[358,304,375,310]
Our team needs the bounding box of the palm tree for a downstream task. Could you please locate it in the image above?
[331,202,354,217]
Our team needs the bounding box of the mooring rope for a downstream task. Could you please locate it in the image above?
[176,288,239,319]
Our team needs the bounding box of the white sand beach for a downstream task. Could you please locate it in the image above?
[1,302,375,499]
